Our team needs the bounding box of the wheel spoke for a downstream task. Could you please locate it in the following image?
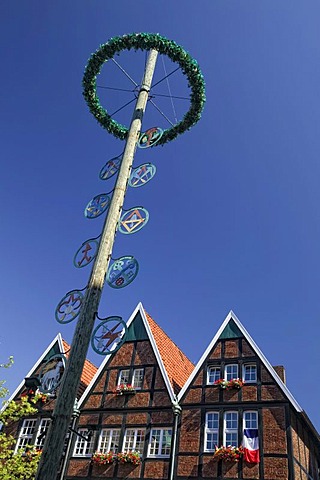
[97,85,135,93]
[151,66,180,89]
[111,58,138,87]
[148,99,175,127]
[151,92,189,100]
[110,97,136,117]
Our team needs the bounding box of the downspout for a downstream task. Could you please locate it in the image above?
[169,399,182,480]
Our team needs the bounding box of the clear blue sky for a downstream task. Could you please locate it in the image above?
[1,1,320,430]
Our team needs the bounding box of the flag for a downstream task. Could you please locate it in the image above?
[243,429,260,463]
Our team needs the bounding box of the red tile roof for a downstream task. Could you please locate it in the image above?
[62,339,98,396]
[144,311,195,395]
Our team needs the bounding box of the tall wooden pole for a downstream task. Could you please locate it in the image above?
[35,49,158,480]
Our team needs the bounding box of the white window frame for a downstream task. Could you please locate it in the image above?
[204,412,219,452]
[118,368,144,389]
[15,418,51,453]
[224,411,238,447]
[225,364,238,381]
[132,368,144,389]
[147,428,172,458]
[35,418,51,448]
[118,369,130,385]
[243,411,258,430]
[207,366,221,385]
[242,364,257,383]
[123,428,145,453]
[15,419,37,452]
[73,429,96,457]
[97,428,120,453]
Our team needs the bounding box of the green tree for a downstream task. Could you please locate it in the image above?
[0,357,42,480]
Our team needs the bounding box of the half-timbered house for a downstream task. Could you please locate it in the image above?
[4,306,320,479]
[2,333,97,475]
[176,311,320,480]
[66,303,194,479]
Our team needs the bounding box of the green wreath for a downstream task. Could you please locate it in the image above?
[82,33,206,146]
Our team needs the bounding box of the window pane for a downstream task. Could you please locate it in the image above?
[206,432,218,450]
[226,432,238,447]
[244,365,257,382]
[244,412,258,429]
[35,419,51,448]
[99,429,111,452]
[123,428,145,453]
[207,413,219,429]
[99,429,120,453]
[74,429,95,456]
[119,369,130,385]
[149,429,161,456]
[225,413,238,429]
[148,429,172,457]
[224,412,238,447]
[16,419,37,450]
[207,367,220,384]
[132,369,144,389]
[225,365,238,381]
[161,430,172,456]
[124,429,135,451]
[205,412,219,452]
[134,429,145,452]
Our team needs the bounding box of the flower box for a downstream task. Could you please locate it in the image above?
[213,446,243,462]
[115,384,136,395]
[92,451,141,466]
[214,379,228,389]
[227,378,244,389]
[214,378,244,390]
[116,451,141,465]
[92,452,115,465]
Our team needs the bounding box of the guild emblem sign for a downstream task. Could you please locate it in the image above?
[138,127,163,149]
[118,207,149,235]
[84,193,111,219]
[99,154,123,180]
[73,238,100,268]
[107,256,139,289]
[129,163,156,188]
[39,354,66,394]
[91,317,127,355]
[55,290,84,324]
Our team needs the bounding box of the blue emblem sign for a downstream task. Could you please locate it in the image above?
[129,163,156,188]
[118,207,149,234]
[138,127,163,148]
[39,354,66,394]
[55,290,84,324]
[107,256,139,289]
[84,193,111,219]
[99,154,122,180]
[74,237,100,268]
[91,316,127,355]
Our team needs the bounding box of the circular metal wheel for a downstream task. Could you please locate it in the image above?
[82,33,205,146]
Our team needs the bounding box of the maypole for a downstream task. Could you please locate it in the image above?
[35,33,205,480]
